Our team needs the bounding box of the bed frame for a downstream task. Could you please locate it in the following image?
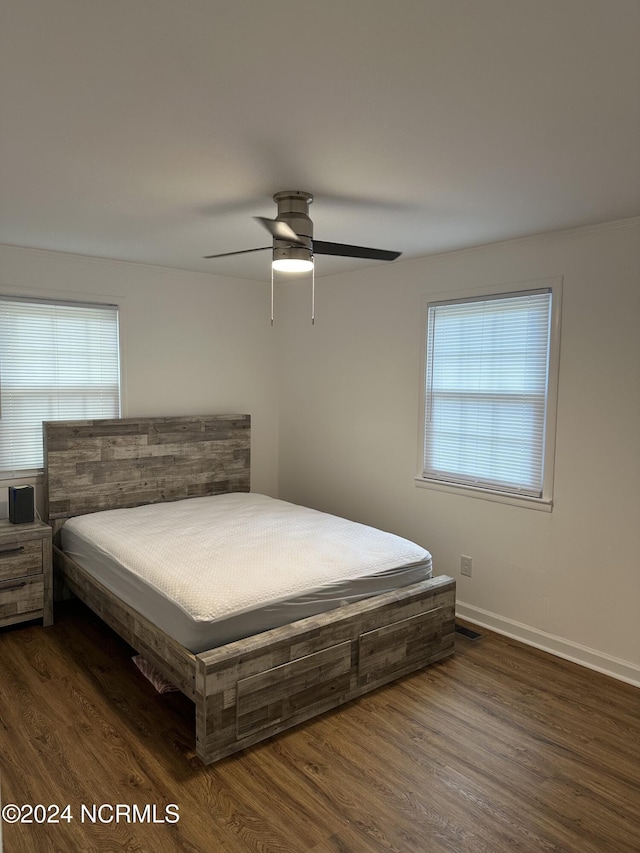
[44,414,455,764]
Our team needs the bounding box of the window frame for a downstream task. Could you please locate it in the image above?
[0,293,123,478]
[415,277,562,511]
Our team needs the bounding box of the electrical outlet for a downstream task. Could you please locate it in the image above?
[461,555,473,577]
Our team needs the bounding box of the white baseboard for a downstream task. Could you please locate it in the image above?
[455,601,640,689]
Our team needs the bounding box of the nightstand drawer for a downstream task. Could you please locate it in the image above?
[0,539,43,581]
[0,575,44,621]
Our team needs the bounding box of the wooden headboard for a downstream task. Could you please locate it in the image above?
[44,414,251,536]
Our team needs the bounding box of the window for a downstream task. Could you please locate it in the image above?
[0,296,121,474]
[417,281,561,509]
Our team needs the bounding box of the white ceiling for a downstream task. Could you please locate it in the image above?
[1,0,639,280]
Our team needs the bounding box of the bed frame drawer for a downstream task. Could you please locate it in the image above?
[236,641,352,738]
[234,607,447,739]
[358,605,444,686]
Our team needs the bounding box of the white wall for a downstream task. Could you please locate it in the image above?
[276,219,640,683]
[0,245,280,510]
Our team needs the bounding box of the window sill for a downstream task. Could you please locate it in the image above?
[0,470,44,483]
[414,477,553,512]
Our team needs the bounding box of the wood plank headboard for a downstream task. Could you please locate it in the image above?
[44,414,251,534]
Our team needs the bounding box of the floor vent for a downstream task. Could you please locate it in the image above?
[455,624,483,641]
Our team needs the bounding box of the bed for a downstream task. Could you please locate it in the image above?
[44,414,455,764]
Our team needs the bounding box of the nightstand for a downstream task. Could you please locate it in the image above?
[0,518,53,629]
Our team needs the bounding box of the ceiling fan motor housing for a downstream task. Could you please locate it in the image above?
[272,190,314,265]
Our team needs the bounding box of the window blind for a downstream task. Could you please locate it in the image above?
[423,289,552,497]
[0,296,120,472]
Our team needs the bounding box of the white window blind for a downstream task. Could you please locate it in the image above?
[0,296,120,473]
[423,289,552,497]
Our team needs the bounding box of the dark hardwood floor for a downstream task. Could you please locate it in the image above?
[0,601,638,852]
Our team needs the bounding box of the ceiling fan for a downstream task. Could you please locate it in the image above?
[203,190,402,272]
[203,190,401,324]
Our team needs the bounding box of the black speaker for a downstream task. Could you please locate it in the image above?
[8,485,35,524]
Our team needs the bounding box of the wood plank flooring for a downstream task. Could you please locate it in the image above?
[0,601,638,852]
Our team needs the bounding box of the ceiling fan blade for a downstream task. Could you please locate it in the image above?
[203,246,271,259]
[312,240,401,261]
[253,217,305,244]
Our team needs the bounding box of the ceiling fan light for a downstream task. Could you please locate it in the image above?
[272,257,314,273]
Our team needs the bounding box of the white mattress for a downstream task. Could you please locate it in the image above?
[61,493,432,653]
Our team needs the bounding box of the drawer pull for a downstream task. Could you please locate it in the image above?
[0,546,26,557]
[2,581,27,591]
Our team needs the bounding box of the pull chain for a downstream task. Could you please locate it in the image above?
[311,258,315,325]
[270,264,274,326]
